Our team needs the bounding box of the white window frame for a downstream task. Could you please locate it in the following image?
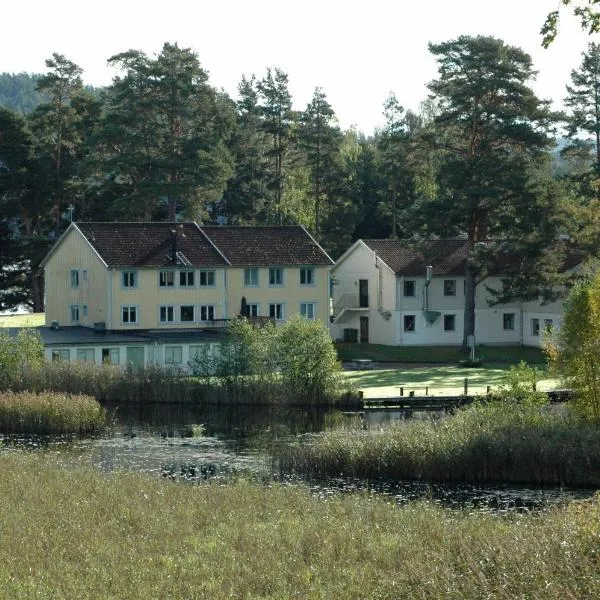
[300,267,315,286]
[76,348,95,363]
[244,268,259,287]
[443,280,456,296]
[159,271,175,288]
[164,346,183,364]
[199,305,215,321]
[122,270,137,288]
[531,318,540,337]
[70,305,80,323]
[269,268,284,286]
[199,270,216,287]
[52,349,70,362]
[179,270,195,287]
[403,280,416,297]
[503,313,515,331]
[300,302,316,320]
[102,347,120,364]
[443,314,455,331]
[159,305,175,323]
[247,303,259,317]
[269,303,284,321]
[121,305,138,325]
[403,314,416,332]
[70,270,79,288]
[180,305,195,323]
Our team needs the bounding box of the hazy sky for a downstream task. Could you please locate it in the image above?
[3,0,594,133]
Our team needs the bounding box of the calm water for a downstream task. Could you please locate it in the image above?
[2,402,596,512]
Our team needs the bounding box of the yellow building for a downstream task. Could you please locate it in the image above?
[39,222,333,367]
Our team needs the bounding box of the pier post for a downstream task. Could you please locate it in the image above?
[464,378,468,395]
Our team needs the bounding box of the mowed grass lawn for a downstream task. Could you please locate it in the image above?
[0,313,44,327]
[343,364,558,398]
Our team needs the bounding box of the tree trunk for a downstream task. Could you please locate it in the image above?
[463,247,476,350]
[31,271,45,313]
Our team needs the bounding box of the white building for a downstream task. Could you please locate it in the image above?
[330,239,572,347]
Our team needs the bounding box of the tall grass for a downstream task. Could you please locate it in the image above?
[0,452,599,599]
[12,362,357,406]
[0,391,106,434]
[278,401,600,486]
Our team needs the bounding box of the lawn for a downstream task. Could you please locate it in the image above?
[335,342,547,365]
[0,313,44,328]
[343,364,558,398]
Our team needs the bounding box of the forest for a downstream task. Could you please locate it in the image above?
[1,33,600,328]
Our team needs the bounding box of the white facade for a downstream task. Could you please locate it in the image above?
[331,241,566,348]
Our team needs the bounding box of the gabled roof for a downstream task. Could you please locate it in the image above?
[74,222,229,268]
[363,239,468,276]
[201,226,334,266]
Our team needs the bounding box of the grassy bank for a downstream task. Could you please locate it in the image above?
[0,453,598,599]
[0,391,106,434]
[0,313,44,328]
[336,342,547,365]
[278,401,600,487]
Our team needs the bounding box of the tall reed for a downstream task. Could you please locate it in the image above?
[278,401,600,486]
[0,391,106,434]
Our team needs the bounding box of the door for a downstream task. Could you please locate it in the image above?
[360,316,369,343]
[359,279,369,308]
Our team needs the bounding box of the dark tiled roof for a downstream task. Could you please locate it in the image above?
[75,222,228,268]
[201,226,334,266]
[363,239,468,276]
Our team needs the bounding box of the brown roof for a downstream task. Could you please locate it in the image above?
[363,239,469,276]
[202,226,334,266]
[75,222,228,268]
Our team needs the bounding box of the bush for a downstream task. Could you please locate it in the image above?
[0,328,44,390]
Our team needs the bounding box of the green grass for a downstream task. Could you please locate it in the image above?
[336,342,547,364]
[343,364,558,397]
[0,452,599,599]
[0,391,106,434]
[0,313,44,328]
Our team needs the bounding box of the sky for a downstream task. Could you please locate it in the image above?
[2,1,595,134]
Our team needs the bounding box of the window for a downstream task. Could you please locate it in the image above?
[160,305,174,323]
[179,271,195,287]
[199,270,215,287]
[102,348,120,364]
[70,270,79,288]
[244,268,259,286]
[300,302,316,320]
[443,280,456,296]
[82,270,88,281]
[403,280,415,297]
[300,267,315,285]
[122,306,138,324]
[403,315,416,332]
[122,271,137,288]
[247,303,259,317]
[76,348,95,363]
[159,271,175,287]
[269,268,283,286]
[165,346,183,364]
[531,318,540,336]
[544,318,553,333]
[52,349,70,362]
[199,305,215,321]
[70,305,80,323]
[82,305,88,318]
[269,303,284,320]
[503,313,515,331]
[444,314,455,331]
[180,305,195,322]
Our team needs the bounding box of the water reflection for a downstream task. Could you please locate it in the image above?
[1,402,596,512]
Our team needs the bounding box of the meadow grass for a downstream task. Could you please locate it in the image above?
[278,401,600,487]
[0,452,598,599]
[0,313,44,328]
[0,391,106,434]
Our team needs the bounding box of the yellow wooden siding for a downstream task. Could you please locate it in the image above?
[44,229,109,327]
[110,268,228,329]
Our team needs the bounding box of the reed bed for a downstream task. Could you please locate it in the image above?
[0,452,598,599]
[12,362,354,406]
[0,391,106,434]
[278,401,600,486]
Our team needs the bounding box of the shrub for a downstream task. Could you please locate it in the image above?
[0,328,44,390]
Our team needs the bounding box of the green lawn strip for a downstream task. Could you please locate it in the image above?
[0,313,45,328]
[0,452,599,599]
[343,365,558,397]
[336,342,547,365]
